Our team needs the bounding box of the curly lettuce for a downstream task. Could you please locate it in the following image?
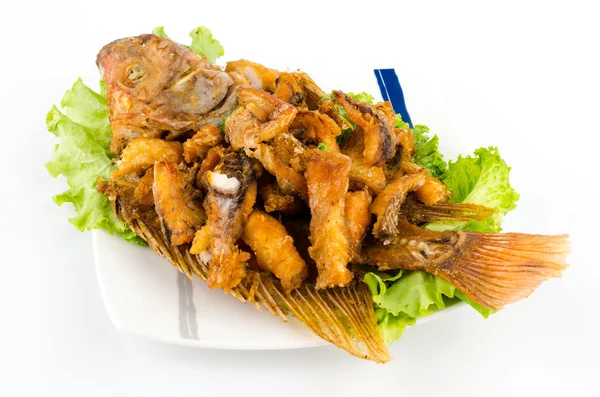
[428,147,520,233]
[46,80,145,245]
[152,26,224,63]
[411,124,447,179]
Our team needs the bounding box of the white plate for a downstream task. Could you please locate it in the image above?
[93,66,467,350]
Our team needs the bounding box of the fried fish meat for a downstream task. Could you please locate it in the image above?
[224,87,297,150]
[304,149,353,289]
[191,150,255,291]
[153,161,205,246]
[112,138,183,179]
[242,210,308,292]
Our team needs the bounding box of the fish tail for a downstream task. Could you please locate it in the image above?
[433,232,570,310]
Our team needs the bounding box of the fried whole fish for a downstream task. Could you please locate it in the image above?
[97,34,234,154]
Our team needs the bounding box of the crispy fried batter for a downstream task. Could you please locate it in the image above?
[297,72,327,110]
[289,110,341,152]
[305,149,353,289]
[153,161,205,245]
[197,146,224,183]
[134,167,155,206]
[333,91,393,166]
[224,88,297,150]
[242,210,308,292]
[345,190,373,261]
[273,72,305,106]
[196,151,255,291]
[225,59,279,92]
[259,183,302,214]
[414,176,452,205]
[370,172,427,239]
[340,128,387,193]
[271,132,307,172]
[183,124,224,163]
[249,143,308,199]
[111,138,183,179]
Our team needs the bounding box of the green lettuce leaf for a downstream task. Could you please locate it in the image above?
[365,270,495,344]
[151,26,171,39]
[375,309,416,345]
[411,124,447,179]
[347,92,375,104]
[46,80,145,245]
[428,147,520,233]
[189,26,224,63]
[394,114,410,130]
[151,26,224,64]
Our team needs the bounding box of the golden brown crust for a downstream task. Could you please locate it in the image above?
[153,161,205,246]
[414,176,453,205]
[225,59,279,92]
[289,110,341,152]
[242,210,308,292]
[304,149,353,289]
[183,124,224,163]
[249,143,308,199]
[340,128,387,193]
[134,167,155,206]
[273,72,305,106]
[333,91,393,166]
[224,88,297,150]
[259,183,302,214]
[111,138,183,179]
[370,172,427,238]
[345,190,373,261]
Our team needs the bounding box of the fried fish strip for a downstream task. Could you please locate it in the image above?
[111,138,183,179]
[289,110,341,152]
[153,161,205,246]
[345,190,373,261]
[273,72,305,106]
[183,124,224,163]
[193,151,255,291]
[225,59,279,92]
[414,176,452,205]
[249,143,308,199]
[259,183,302,214]
[242,210,308,292]
[333,91,393,166]
[134,167,155,206]
[370,172,427,239]
[340,128,387,193]
[224,87,297,150]
[305,149,353,289]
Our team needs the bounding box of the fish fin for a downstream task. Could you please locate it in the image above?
[400,196,495,223]
[115,193,390,363]
[434,232,570,310]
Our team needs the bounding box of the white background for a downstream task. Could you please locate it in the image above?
[1,1,598,396]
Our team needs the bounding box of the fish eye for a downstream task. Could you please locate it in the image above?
[126,64,144,81]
